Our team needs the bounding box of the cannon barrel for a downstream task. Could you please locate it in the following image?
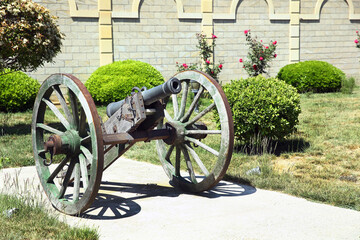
[106,77,182,117]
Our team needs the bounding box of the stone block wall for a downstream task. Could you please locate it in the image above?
[27,0,360,84]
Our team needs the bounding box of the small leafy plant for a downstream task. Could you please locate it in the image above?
[239,30,277,77]
[176,33,223,81]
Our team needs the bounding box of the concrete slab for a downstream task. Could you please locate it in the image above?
[1,157,360,240]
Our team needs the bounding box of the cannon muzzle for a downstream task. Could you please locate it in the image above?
[106,77,182,117]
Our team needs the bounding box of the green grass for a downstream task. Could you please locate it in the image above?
[0,194,98,240]
[1,88,360,213]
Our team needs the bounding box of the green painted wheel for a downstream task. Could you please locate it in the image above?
[32,74,103,215]
[156,70,234,192]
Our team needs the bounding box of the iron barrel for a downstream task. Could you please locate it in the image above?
[106,77,182,117]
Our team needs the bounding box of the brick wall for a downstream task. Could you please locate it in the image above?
[26,0,360,84]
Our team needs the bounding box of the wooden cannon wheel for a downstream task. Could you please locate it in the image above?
[156,70,234,192]
[32,74,103,215]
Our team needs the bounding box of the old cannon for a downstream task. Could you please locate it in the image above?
[32,70,234,215]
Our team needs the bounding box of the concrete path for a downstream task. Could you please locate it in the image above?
[1,157,360,240]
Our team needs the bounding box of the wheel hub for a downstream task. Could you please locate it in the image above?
[44,129,82,155]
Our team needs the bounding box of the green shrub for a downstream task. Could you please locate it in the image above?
[341,77,356,94]
[276,61,345,93]
[222,75,301,143]
[85,60,164,105]
[0,70,40,112]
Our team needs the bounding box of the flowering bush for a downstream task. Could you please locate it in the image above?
[239,30,277,77]
[0,0,64,73]
[355,31,360,48]
[176,33,223,81]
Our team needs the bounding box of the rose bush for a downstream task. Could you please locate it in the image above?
[176,33,223,81]
[239,30,277,77]
[0,0,64,73]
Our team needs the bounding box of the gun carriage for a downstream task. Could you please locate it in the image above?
[32,70,234,215]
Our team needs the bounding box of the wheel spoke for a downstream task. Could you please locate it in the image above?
[165,145,174,164]
[42,98,71,130]
[79,108,87,137]
[180,145,197,184]
[180,85,204,123]
[36,123,64,135]
[73,161,81,202]
[81,135,91,144]
[69,90,79,129]
[175,146,181,176]
[58,159,76,199]
[185,130,222,135]
[177,80,189,120]
[185,136,219,157]
[185,143,210,176]
[172,94,179,119]
[80,146,93,165]
[52,85,73,124]
[47,155,70,183]
[164,110,173,122]
[79,154,89,190]
[185,102,215,127]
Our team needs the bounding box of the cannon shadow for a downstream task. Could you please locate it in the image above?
[81,180,256,220]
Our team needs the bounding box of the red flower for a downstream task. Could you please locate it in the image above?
[212,34,217,39]
[265,46,269,49]
[253,64,257,70]
[219,64,223,69]
[206,60,210,64]
[273,41,277,45]
[259,57,263,61]
[274,54,277,58]
[183,63,188,68]
[239,58,243,63]
[244,30,249,34]
[355,39,359,44]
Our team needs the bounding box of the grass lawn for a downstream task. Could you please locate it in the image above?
[0,87,360,214]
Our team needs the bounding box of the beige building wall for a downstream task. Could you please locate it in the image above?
[28,0,360,84]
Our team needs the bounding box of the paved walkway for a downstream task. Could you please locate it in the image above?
[1,158,360,240]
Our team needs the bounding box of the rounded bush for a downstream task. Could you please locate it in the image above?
[276,61,345,93]
[85,60,165,105]
[222,75,301,143]
[0,70,40,112]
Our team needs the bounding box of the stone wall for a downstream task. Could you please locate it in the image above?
[27,0,360,84]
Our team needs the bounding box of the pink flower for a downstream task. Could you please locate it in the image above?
[259,57,263,61]
[265,46,269,49]
[274,54,277,58]
[206,60,210,64]
[355,39,359,44]
[219,64,223,69]
[183,63,188,69]
[273,41,277,45]
[239,58,243,63]
[212,34,217,39]
[244,30,249,34]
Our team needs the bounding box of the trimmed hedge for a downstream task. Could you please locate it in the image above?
[222,75,301,143]
[0,70,40,112]
[276,61,345,93]
[85,60,164,105]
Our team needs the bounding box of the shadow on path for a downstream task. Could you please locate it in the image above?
[81,180,256,220]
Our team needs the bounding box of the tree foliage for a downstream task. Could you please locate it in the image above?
[0,0,64,73]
